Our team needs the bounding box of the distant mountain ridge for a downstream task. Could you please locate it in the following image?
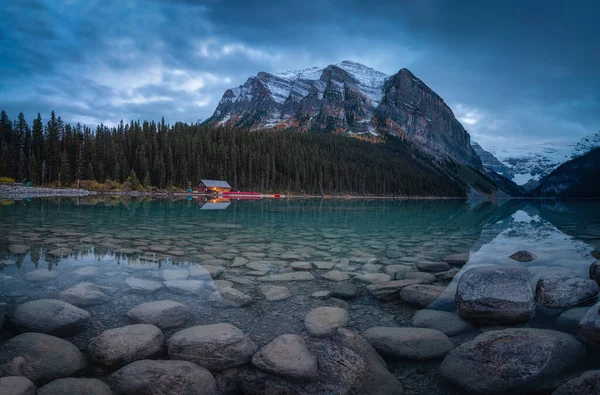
[206,61,483,170]
[535,146,600,197]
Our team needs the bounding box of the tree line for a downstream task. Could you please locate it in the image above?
[0,110,467,196]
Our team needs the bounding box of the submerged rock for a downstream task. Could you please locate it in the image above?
[257,272,314,282]
[321,270,350,282]
[331,283,358,299]
[124,277,162,295]
[535,273,598,308]
[9,244,30,255]
[127,300,190,329]
[367,279,424,301]
[589,260,600,285]
[38,378,112,395]
[552,370,600,395]
[440,328,585,394]
[167,323,257,371]
[208,287,253,308]
[24,269,58,282]
[509,250,537,262]
[354,273,391,284]
[399,284,445,308]
[0,333,87,384]
[109,359,217,395]
[163,279,205,295]
[160,269,189,281]
[259,285,291,301]
[416,261,450,273]
[443,253,469,266]
[456,266,535,325]
[59,282,113,307]
[363,326,454,359]
[556,307,590,333]
[593,249,600,260]
[578,301,600,345]
[88,324,164,367]
[304,306,348,337]
[251,334,318,380]
[72,266,100,278]
[0,376,36,395]
[12,299,90,335]
[410,309,474,336]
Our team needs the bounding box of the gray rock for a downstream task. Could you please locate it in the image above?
[456,266,535,325]
[578,301,600,345]
[304,306,348,337]
[0,333,87,384]
[290,261,312,271]
[12,299,90,336]
[88,324,164,367]
[24,269,58,282]
[441,328,586,394]
[231,256,249,267]
[552,370,600,395]
[509,250,537,262]
[399,271,436,283]
[163,279,205,295]
[556,307,590,333]
[38,378,112,395]
[59,282,112,307]
[444,253,469,266]
[416,261,450,273]
[331,283,358,299]
[259,285,291,301]
[383,265,411,277]
[400,284,445,308]
[363,326,454,359]
[240,328,403,395]
[208,287,253,308]
[109,359,217,395]
[0,376,36,395]
[0,303,6,332]
[589,260,600,285]
[127,300,190,329]
[354,273,391,284]
[313,261,336,270]
[160,269,189,281]
[9,244,30,255]
[311,291,330,299]
[410,309,475,336]
[251,334,318,380]
[257,272,314,282]
[321,270,350,282]
[536,273,598,308]
[124,277,162,295]
[435,268,460,282]
[367,279,424,301]
[167,323,257,371]
[189,264,224,279]
[47,247,73,257]
[593,249,600,260]
[72,266,100,278]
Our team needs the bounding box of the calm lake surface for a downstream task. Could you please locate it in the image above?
[1,197,600,394]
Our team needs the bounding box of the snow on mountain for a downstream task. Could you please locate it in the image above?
[473,130,600,186]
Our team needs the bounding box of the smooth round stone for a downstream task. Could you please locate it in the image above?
[12,299,90,335]
[127,300,190,329]
[0,376,36,395]
[456,266,534,325]
[167,323,257,371]
[72,266,100,278]
[9,244,30,255]
[231,256,249,267]
[410,309,474,336]
[314,261,336,270]
[24,269,58,282]
[260,285,291,301]
[304,307,348,337]
[553,370,600,395]
[363,326,454,359]
[290,261,313,271]
[416,261,450,273]
[383,265,411,277]
[88,324,164,367]
[38,378,112,395]
[590,260,600,284]
[435,268,460,282]
[578,301,600,344]
[189,264,224,279]
[444,253,469,266]
[440,328,585,394]
[509,250,537,262]
[163,280,205,295]
[59,282,111,307]
[208,288,253,308]
[251,334,318,380]
[400,284,445,308]
[557,307,590,333]
[109,359,217,395]
[402,271,436,283]
[536,273,599,308]
[257,272,314,282]
[0,333,87,384]
[311,291,331,299]
[124,277,162,294]
[321,270,351,282]
[331,283,358,299]
[160,269,189,281]
[354,273,391,284]
[366,279,424,302]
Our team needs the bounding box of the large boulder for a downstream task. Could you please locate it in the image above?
[592,248,600,260]
[167,323,257,371]
[0,333,87,384]
[410,309,474,336]
[123,277,162,295]
[399,284,445,308]
[11,299,90,336]
[163,280,205,295]
[58,282,112,307]
[127,300,190,330]
[456,266,535,325]
[88,324,164,367]
[109,359,218,395]
[577,301,600,345]
[556,307,590,333]
[440,328,586,394]
[240,328,403,395]
[0,376,36,395]
[251,334,318,380]
[304,306,348,337]
[535,273,598,308]
[552,370,600,395]
[38,378,112,395]
[362,326,454,359]
[589,260,600,285]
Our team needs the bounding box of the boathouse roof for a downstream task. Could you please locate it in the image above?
[199,179,232,188]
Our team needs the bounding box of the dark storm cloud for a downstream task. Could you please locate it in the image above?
[0,0,598,149]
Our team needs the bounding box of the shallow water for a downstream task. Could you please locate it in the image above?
[1,197,600,394]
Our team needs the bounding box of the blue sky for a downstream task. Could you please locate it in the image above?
[0,0,598,149]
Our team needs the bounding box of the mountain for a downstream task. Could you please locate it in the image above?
[535,147,600,197]
[470,141,514,179]
[206,61,482,170]
[473,130,600,187]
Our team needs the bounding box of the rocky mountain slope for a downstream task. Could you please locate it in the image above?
[470,142,514,179]
[534,147,600,197]
[206,61,482,170]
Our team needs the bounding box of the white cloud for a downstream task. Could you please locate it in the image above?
[196,39,280,62]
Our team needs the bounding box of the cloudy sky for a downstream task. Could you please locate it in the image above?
[1,0,598,150]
